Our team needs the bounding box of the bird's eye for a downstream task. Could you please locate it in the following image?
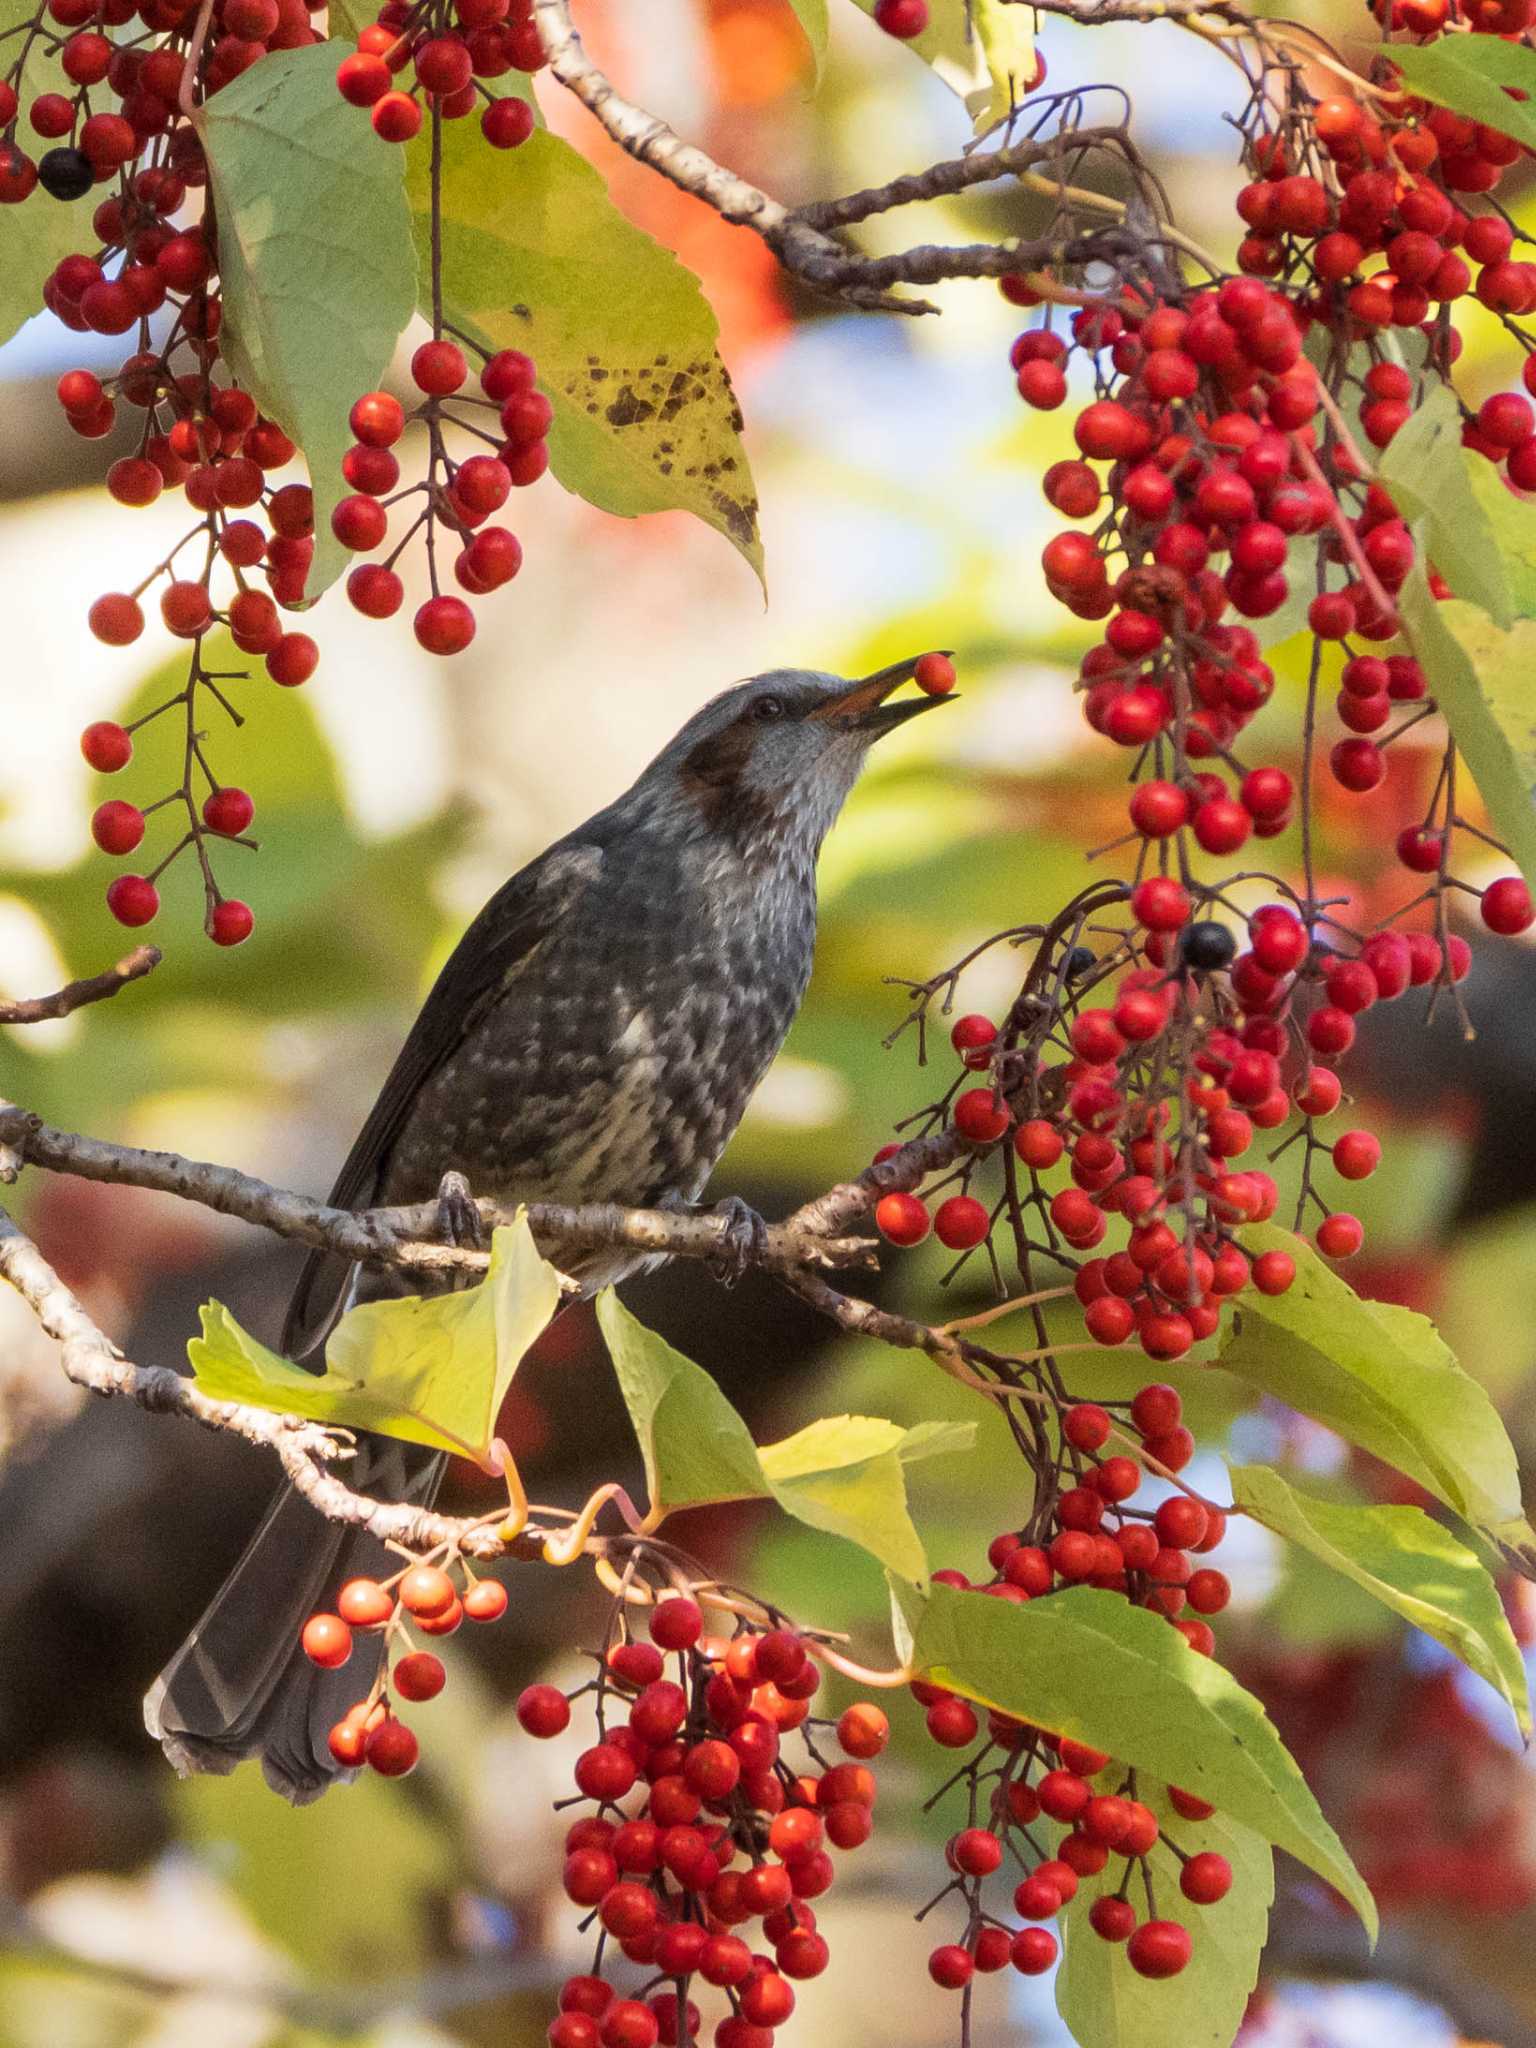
[751,694,786,722]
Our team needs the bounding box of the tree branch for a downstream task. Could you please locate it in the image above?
[529,0,1180,313]
[0,945,161,1025]
[0,1101,891,1279]
[0,1100,1027,1564]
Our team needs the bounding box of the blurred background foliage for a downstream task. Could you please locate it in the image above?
[3,2,1536,2044]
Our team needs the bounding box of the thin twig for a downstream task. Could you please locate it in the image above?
[0,946,161,1025]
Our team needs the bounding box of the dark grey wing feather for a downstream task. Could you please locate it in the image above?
[281,838,605,1358]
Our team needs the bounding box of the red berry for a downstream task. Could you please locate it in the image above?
[1317,1211,1363,1259]
[347,564,405,619]
[394,1650,446,1701]
[82,724,134,774]
[1127,1919,1192,1979]
[934,1194,990,1250]
[412,339,468,395]
[372,91,421,141]
[516,1683,571,1737]
[365,1717,419,1776]
[874,0,929,31]
[338,1578,393,1627]
[1251,1248,1295,1295]
[91,800,145,856]
[302,1612,352,1668]
[875,1191,929,1246]
[209,900,255,948]
[954,1087,1011,1142]
[914,651,956,696]
[1132,877,1191,931]
[89,594,145,647]
[649,1596,702,1649]
[1009,1927,1058,1975]
[925,1696,978,1747]
[332,493,389,550]
[267,634,319,686]
[202,786,255,837]
[461,1577,506,1622]
[399,1565,456,1616]
[1089,1895,1137,1942]
[1482,877,1534,935]
[483,94,535,147]
[337,51,391,104]
[414,595,476,655]
[106,874,159,928]
[1064,1402,1111,1451]
[837,1702,889,1757]
[1332,1129,1381,1180]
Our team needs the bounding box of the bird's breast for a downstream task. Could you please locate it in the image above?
[384,853,818,1216]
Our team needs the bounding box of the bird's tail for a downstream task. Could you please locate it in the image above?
[144,1437,445,1803]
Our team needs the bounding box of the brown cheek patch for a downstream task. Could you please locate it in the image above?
[681,725,786,847]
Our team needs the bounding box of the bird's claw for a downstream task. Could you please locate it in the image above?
[435,1169,485,1250]
[709,1195,769,1285]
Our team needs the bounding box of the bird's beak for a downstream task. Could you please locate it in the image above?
[809,654,956,735]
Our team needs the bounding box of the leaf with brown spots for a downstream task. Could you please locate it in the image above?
[408,119,763,584]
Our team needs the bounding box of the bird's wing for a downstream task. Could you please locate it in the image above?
[281,839,606,1359]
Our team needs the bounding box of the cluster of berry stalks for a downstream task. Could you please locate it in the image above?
[3,0,552,941]
[333,0,541,148]
[335,338,545,652]
[305,1569,893,2048]
[870,12,1536,1358]
[913,1381,1229,1995]
[3,0,336,941]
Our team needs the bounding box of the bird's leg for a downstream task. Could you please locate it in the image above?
[705,1193,769,1285]
[434,1168,486,1251]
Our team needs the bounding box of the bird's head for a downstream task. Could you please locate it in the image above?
[633,658,952,863]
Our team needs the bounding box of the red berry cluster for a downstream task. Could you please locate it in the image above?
[912,1386,1232,1996]
[1,0,319,213]
[530,1598,890,2048]
[1,0,336,938]
[304,1567,892,2047]
[5,0,551,938]
[333,0,540,146]
[335,338,544,655]
[300,1558,511,1774]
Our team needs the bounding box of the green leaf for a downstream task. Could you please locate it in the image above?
[410,117,762,580]
[324,0,375,42]
[911,1579,1376,1933]
[1377,384,1513,625]
[0,0,97,347]
[846,0,990,114]
[1231,1464,1530,1733]
[1468,454,1536,618]
[595,1291,952,1578]
[198,45,417,599]
[599,1288,766,1512]
[787,0,829,80]
[1222,1223,1536,1574]
[972,0,1040,130]
[760,1415,931,1582]
[1389,36,1536,153]
[1058,1795,1273,2048]
[189,1217,562,1464]
[1396,574,1536,894]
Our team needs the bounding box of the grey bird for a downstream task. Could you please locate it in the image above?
[146,657,947,1800]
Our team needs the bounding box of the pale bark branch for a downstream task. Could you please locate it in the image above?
[529,0,1178,313]
[0,1101,983,1556]
[0,1101,893,1279]
[0,945,161,1025]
